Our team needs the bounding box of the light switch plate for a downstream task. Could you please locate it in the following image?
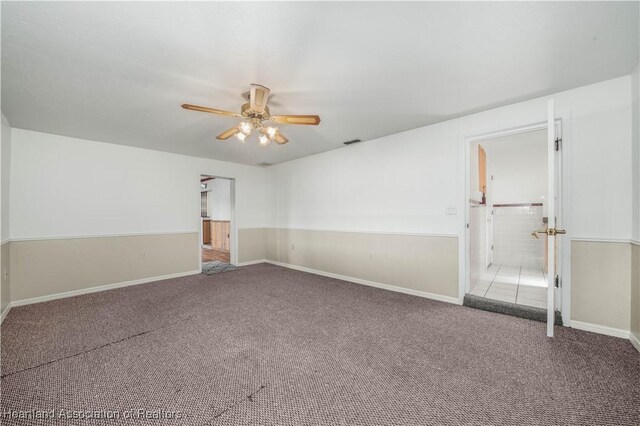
[445,206,457,215]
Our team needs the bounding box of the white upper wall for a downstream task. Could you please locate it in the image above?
[274,121,461,235]
[1,114,12,242]
[10,130,275,240]
[274,77,632,240]
[481,129,547,206]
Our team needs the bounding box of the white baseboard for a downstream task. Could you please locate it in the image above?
[237,259,268,266]
[264,260,460,305]
[0,303,11,324]
[10,270,201,307]
[630,332,640,353]
[570,320,630,339]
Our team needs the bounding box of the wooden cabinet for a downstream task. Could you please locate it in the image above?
[478,145,487,195]
[202,220,211,244]
[211,220,230,252]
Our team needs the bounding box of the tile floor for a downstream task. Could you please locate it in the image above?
[469,264,547,308]
[202,245,231,263]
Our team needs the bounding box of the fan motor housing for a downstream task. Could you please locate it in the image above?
[241,103,270,121]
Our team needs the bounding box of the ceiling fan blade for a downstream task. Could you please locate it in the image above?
[250,84,271,113]
[216,126,239,140]
[182,104,241,118]
[274,131,289,145]
[271,115,321,125]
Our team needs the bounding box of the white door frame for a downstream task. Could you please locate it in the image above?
[460,117,571,326]
[485,157,494,268]
[197,173,238,270]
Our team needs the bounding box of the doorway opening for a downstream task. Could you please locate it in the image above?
[200,175,236,273]
[465,126,560,322]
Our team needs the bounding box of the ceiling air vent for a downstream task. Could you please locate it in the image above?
[257,162,273,167]
[343,139,362,145]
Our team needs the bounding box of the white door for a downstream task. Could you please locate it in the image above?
[546,99,564,337]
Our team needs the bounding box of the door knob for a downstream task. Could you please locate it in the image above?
[536,228,566,236]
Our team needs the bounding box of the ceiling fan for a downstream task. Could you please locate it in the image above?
[182,84,321,146]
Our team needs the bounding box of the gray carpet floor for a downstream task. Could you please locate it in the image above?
[1,263,638,425]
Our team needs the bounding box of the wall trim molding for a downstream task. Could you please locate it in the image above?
[264,260,461,305]
[630,332,640,353]
[9,233,637,245]
[10,269,201,308]
[237,259,268,266]
[570,237,633,244]
[269,227,459,238]
[570,320,630,339]
[9,231,199,243]
[0,303,11,324]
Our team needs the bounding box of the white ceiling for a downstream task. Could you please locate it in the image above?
[2,2,638,166]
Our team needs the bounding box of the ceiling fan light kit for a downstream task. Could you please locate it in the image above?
[182,84,321,146]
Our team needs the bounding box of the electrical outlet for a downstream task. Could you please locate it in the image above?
[445,206,457,215]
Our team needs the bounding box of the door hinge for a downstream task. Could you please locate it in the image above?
[491,245,494,250]
[555,137,562,151]
[554,275,560,288]
[466,223,469,229]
